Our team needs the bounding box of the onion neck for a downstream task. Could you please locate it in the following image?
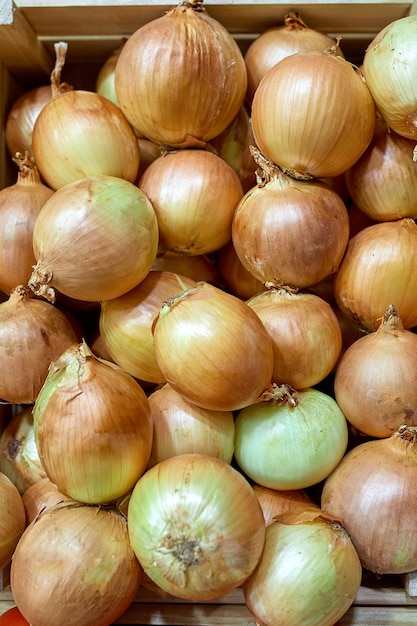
[12,151,42,185]
[392,425,417,458]
[284,12,309,31]
[259,382,299,407]
[378,304,405,335]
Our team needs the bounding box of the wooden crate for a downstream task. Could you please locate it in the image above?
[1,1,417,623]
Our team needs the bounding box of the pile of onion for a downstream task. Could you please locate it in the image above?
[33,340,153,504]
[11,501,141,626]
[251,48,375,178]
[243,506,362,626]
[114,0,247,148]
[322,425,417,574]
[127,453,265,600]
[0,471,26,570]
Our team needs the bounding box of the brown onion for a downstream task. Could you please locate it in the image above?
[251,49,375,178]
[334,304,417,438]
[247,287,342,389]
[252,483,318,526]
[245,12,343,103]
[114,0,247,148]
[99,270,197,384]
[5,85,53,159]
[95,40,126,106]
[334,218,417,331]
[0,285,77,404]
[22,477,70,525]
[147,383,235,467]
[152,253,221,286]
[139,148,243,256]
[321,425,417,574]
[0,472,26,570]
[232,153,350,289]
[0,151,53,295]
[11,501,141,626]
[217,240,264,300]
[152,281,274,411]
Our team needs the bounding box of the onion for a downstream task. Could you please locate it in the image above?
[152,281,274,411]
[334,304,417,438]
[234,385,348,490]
[147,383,235,467]
[33,340,153,504]
[22,477,69,525]
[32,42,140,190]
[321,424,417,574]
[333,218,417,331]
[139,148,243,256]
[0,405,46,494]
[217,240,264,300]
[114,0,247,148]
[95,40,126,106]
[28,174,159,303]
[252,483,318,526]
[5,85,53,159]
[0,285,77,404]
[11,501,141,626]
[136,137,163,178]
[247,287,342,389]
[345,113,417,220]
[251,49,375,178]
[244,12,343,103]
[243,507,362,626]
[363,15,417,143]
[0,471,26,570]
[231,152,350,289]
[0,151,53,295]
[127,453,265,600]
[99,270,197,384]
[152,253,221,286]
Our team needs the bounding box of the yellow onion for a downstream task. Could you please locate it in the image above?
[0,151,53,295]
[363,15,417,142]
[245,12,343,103]
[0,405,46,494]
[22,477,69,525]
[234,385,348,490]
[152,281,274,411]
[32,42,140,190]
[99,270,197,384]
[0,471,26,570]
[11,501,141,626]
[136,137,163,179]
[139,148,243,256]
[5,85,53,159]
[334,304,417,438]
[251,49,375,178]
[0,285,77,404]
[217,240,264,300]
[231,154,350,289]
[28,174,159,303]
[95,40,126,106]
[345,113,417,220]
[147,383,235,467]
[128,453,265,600]
[321,425,417,574]
[252,483,318,526]
[152,253,221,286]
[33,341,153,504]
[114,0,247,148]
[247,287,342,389]
[243,507,362,626]
[334,218,417,331]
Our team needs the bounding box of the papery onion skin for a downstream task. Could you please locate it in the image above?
[114,1,247,148]
[32,89,140,190]
[5,85,52,159]
[321,425,417,574]
[0,285,78,404]
[147,383,235,467]
[152,281,274,411]
[33,341,153,504]
[29,175,159,303]
[334,218,417,331]
[232,169,350,289]
[234,386,348,490]
[127,453,265,601]
[243,507,362,626]
[247,288,342,389]
[363,15,417,141]
[139,149,243,256]
[334,305,417,438]
[252,483,318,526]
[22,477,70,525]
[152,253,221,286]
[251,51,375,178]
[217,240,264,300]
[0,471,26,570]
[99,270,197,384]
[11,501,141,626]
